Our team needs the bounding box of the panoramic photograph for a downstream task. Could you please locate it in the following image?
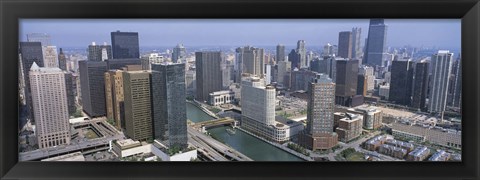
[18,19,462,162]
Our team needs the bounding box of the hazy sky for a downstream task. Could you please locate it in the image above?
[19,19,461,49]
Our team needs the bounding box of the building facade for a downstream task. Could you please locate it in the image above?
[209,90,235,106]
[29,63,70,149]
[276,44,285,62]
[338,31,352,59]
[389,59,414,106]
[335,113,363,143]
[428,51,453,113]
[123,71,153,141]
[20,42,45,123]
[79,60,108,117]
[88,42,112,61]
[172,44,187,63]
[151,63,188,149]
[335,59,359,107]
[195,51,223,102]
[111,31,140,59]
[364,19,388,67]
[411,61,429,110]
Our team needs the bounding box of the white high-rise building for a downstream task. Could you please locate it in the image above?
[428,50,454,113]
[29,62,70,149]
[241,75,276,126]
[42,46,58,68]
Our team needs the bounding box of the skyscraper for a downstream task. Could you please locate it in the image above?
[195,51,223,102]
[104,69,126,130]
[338,31,352,59]
[351,27,362,59]
[241,75,276,132]
[411,60,429,110]
[123,71,153,141]
[106,58,142,70]
[296,40,307,68]
[288,49,301,69]
[64,73,76,115]
[79,60,107,117]
[19,42,44,123]
[291,69,318,92]
[88,42,113,61]
[364,19,388,67]
[276,44,285,62]
[452,58,462,109]
[111,31,140,59]
[389,59,414,106]
[151,63,188,149]
[42,46,58,68]
[359,65,375,91]
[29,63,70,149]
[172,44,187,63]
[58,48,67,71]
[26,33,51,46]
[235,46,264,82]
[300,73,338,150]
[277,60,292,87]
[323,43,334,56]
[335,59,359,106]
[428,50,453,113]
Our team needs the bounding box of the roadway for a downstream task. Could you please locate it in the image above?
[187,126,252,161]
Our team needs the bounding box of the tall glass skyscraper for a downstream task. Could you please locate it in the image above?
[111,31,140,59]
[389,59,414,106]
[195,51,223,102]
[337,31,352,59]
[364,19,388,68]
[428,50,453,113]
[276,44,285,62]
[172,44,187,63]
[19,41,44,123]
[151,63,188,149]
[79,60,108,117]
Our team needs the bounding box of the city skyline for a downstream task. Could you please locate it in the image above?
[20,19,460,49]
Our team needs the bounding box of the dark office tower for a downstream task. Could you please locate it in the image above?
[291,69,318,92]
[26,33,51,46]
[19,42,44,123]
[151,63,188,149]
[351,27,362,59]
[411,61,429,110]
[335,59,359,107]
[123,71,153,141]
[196,51,223,102]
[299,73,338,150]
[357,74,367,96]
[297,40,307,68]
[364,19,388,67]
[88,42,113,62]
[276,44,285,62]
[338,31,352,59]
[111,31,140,59]
[452,58,461,108]
[172,44,187,63]
[288,49,301,69]
[323,56,337,82]
[64,73,76,115]
[429,51,453,113]
[58,48,67,71]
[310,58,323,74]
[79,60,107,117]
[106,58,142,70]
[389,59,414,106]
[235,46,264,82]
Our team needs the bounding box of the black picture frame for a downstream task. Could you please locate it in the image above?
[1,0,479,179]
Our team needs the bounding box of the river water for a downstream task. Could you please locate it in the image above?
[186,102,303,161]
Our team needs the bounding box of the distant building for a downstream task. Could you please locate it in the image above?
[79,60,108,117]
[364,19,388,67]
[26,33,51,46]
[379,84,390,100]
[42,46,58,68]
[335,113,363,143]
[297,40,307,68]
[323,43,334,56]
[299,73,338,150]
[172,44,187,63]
[290,69,317,92]
[209,90,235,106]
[87,42,112,61]
[428,50,454,113]
[123,71,153,141]
[389,59,414,106]
[235,46,264,82]
[195,51,223,102]
[357,74,367,96]
[141,53,165,70]
[106,58,142,70]
[359,65,375,91]
[337,31,352,59]
[276,44,285,62]
[335,59,359,107]
[351,27,362,60]
[411,61,429,110]
[58,48,67,71]
[151,63,188,149]
[451,58,462,109]
[111,31,140,59]
[64,73,76,115]
[277,60,292,87]
[29,63,70,149]
[20,42,44,123]
[288,49,301,69]
[104,69,126,130]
